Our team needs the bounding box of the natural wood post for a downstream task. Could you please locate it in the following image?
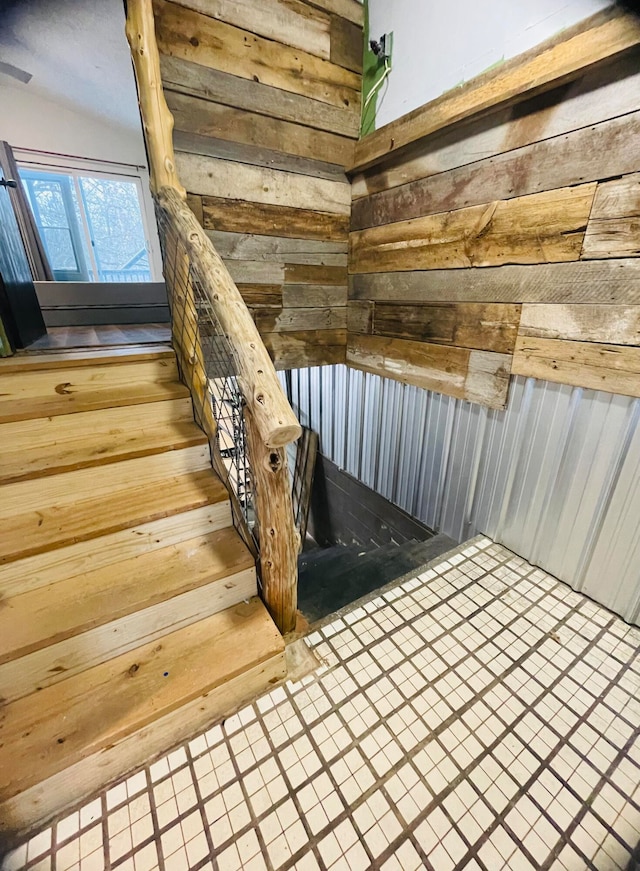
[156,187,302,449]
[245,409,299,634]
[125,0,186,198]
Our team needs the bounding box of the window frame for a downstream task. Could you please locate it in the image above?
[14,149,163,283]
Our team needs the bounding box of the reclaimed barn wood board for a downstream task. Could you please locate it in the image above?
[582,219,640,258]
[252,307,346,332]
[350,50,640,198]
[207,230,347,261]
[185,193,203,224]
[232,251,348,267]
[167,0,332,59]
[262,329,347,368]
[238,285,283,307]
[352,8,640,170]
[350,185,596,273]
[369,302,522,354]
[283,285,347,308]
[347,300,373,333]
[330,15,363,73]
[306,0,363,25]
[352,111,640,230]
[175,152,351,214]
[588,172,640,219]
[154,0,360,110]
[348,335,470,400]
[464,350,512,407]
[173,130,347,182]
[226,262,348,286]
[241,285,347,310]
[349,260,640,304]
[161,56,359,140]
[201,197,350,241]
[285,265,348,285]
[225,261,285,285]
[512,336,640,397]
[583,172,640,259]
[519,304,640,345]
[241,286,347,309]
[347,334,511,408]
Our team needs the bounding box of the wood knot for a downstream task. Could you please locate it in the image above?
[128,663,140,676]
[268,452,282,473]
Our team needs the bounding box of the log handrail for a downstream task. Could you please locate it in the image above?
[126,0,301,632]
[155,187,302,448]
[125,0,300,450]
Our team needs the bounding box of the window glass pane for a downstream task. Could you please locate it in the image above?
[28,179,68,228]
[20,170,93,281]
[79,177,151,282]
[41,227,77,270]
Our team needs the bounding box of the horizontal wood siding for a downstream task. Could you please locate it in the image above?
[156,0,362,368]
[349,35,640,404]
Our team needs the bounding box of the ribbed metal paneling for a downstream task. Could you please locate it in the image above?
[283,366,640,625]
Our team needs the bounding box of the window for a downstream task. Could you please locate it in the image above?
[20,166,155,283]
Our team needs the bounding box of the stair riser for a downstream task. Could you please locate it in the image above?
[1,504,233,599]
[0,567,257,703]
[0,651,286,846]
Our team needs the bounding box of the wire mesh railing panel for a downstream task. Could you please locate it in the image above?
[155,202,257,552]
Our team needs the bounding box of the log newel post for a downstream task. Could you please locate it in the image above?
[125,0,186,198]
[245,410,299,635]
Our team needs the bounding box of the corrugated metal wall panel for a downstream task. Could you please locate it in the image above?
[285,366,640,624]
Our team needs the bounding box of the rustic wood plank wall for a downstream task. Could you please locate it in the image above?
[153,0,363,369]
[348,40,640,408]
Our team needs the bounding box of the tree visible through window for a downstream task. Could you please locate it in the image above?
[20,167,153,283]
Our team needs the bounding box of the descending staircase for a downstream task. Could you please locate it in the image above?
[0,344,286,842]
[298,535,457,623]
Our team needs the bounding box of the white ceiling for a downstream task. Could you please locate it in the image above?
[0,0,143,137]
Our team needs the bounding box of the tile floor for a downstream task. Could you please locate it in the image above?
[2,537,640,871]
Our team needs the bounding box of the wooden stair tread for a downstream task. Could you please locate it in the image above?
[0,447,227,563]
[1,505,232,600]
[0,344,174,373]
[0,527,255,665]
[0,399,206,483]
[0,597,284,803]
[0,358,188,423]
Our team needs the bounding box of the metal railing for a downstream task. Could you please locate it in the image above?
[155,202,256,549]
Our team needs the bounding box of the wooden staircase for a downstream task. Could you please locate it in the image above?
[0,345,286,842]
